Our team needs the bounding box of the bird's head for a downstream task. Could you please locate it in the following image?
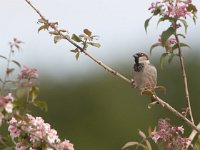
[133,52,149,65]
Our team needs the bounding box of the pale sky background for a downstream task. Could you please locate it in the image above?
[0,0,200,80]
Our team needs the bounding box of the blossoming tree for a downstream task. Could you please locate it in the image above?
[0,0,200,150]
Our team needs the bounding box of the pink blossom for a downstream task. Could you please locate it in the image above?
[149,0,193,19]
[58,139,74,150]
[8,114,74,150]
[151,119,190,150]
[4,93,14,101]
[5,102,13,113]
[8,118,21,138]
[157,35,177,51]
[18,65,39,80]
[0,93,14,107]
[15,142,26,150]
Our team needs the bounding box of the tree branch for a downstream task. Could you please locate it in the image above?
[24,0,200,133]
[175,32,194,124]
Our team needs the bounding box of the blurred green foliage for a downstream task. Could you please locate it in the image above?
[1,54,200,150]
[39,55,200,150]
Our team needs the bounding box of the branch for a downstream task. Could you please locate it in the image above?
[24,0,200,133]
[186,122,200,149]
[175,32,194,124]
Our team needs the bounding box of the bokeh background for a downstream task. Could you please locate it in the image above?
[1,0,200,150]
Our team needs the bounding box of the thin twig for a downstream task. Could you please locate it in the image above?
[186,122,200,149]
[24,0,200,133]
[1,47,12,94]
[175,32,194,124]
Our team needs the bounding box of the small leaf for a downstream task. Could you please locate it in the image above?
[178,19,188,33]
[75,52,80,60]
[153,9,161,15]
[54,35,62,44]
[160,53,168,69]
[6,68,15,75]
[87,42,101,48]
[172,43,191,51]
[70,48,79,53]
[38,24,49,33]
[148,101,158,109]
[71,34,82,42]
[139,130,146,138]
[148,127,152,137]
[195,135,200,150]
[168,53,175,64]
[0,55,7,60]
[144,16,152,32]
[187,4,197,24]
[177,34,186,39]
[83,29,92,36]
[33,100,48,112]
[161,27,175,46]
[11,60,21,68]
[49,31,59,35]
[187,4,197,15]
[150,43,161,55]
[155,85,166,94]
[29,86,39,102]
[157,17,174,27]
[122,142,147,149]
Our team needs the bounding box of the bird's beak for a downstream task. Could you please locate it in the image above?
[133,54,138,58]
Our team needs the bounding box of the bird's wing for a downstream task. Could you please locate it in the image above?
[146,64,157,85]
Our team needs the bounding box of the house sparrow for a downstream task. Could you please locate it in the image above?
[132,52,157,90]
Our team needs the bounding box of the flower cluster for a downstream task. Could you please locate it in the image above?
[158,35,177,52]
[0,93,14,118]
[18,65,39,86]
[151,119,190,149]
[18,65,39,80]
[8,114,74,150]
[149,0,193,18]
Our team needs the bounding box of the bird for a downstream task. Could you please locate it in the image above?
[132,52,157,91]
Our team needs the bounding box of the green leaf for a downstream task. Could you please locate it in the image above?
[144,16,152,32]
[187,4,197,23]
[11,60,21,68]
[172,43,191,51]
[87,42,101,48]
[161,27,175,46]
[195,135,200,150]
[0,55,7,60]
[122,142,147,150]
[75,52,80,60]
[150,43,161,55]
[33,100,48,112]
[29,86,39,102]
[157,17,174,27]
[168,53,175,64]
[70,48,79,53]
[160,53,168,69]
[178,19,188,33]
[71,34,82,42]
[54,35,62,44]
[148,101,158,109]
[83,29,92,37]
[38,24,49,33]
[153,9,161,15]
[177,34,186,39]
